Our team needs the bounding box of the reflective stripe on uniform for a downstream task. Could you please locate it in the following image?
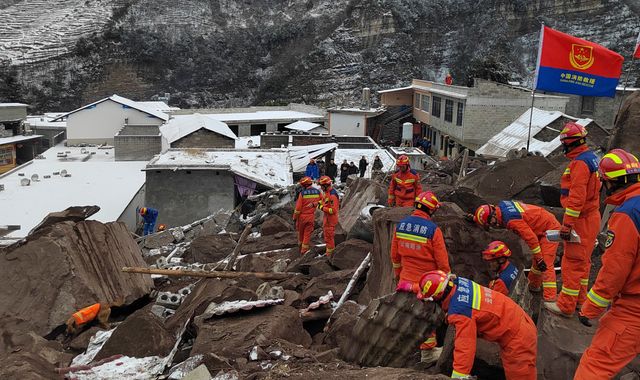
[580,278,589,286]
[531,246,541,254]
[565,208,581,218]
[563,168,571,176]
[587,289,611,308]
[543,281,557,289]
[561,286,579,296]
[472,281,482,310]
[530,267,541,275]
[303,194,320,199]
[392,262,402,268]
[424,337,436,344]
[396,232,428,243]
[452,370,470,378]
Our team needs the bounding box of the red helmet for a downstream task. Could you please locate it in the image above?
[396,155,410,166]
[482,241,512,261]
[415,191,440,212]
[299,176,313,187]
[417,270,452,301]
[139,207,147,216]
[318,176,332,186]
[559,122,588,143]
[598,149,640,181]
[473,204,494,227]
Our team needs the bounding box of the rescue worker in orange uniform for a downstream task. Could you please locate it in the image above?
[416,270,537,379]
[388,155,422,207]
[473,201,559,301]
[318,176,339,256]
[391,191,450,364]
[573,149,640,380]
[545,122,601,317]
[482,241,519,296]
[65,302,112,338]
[293,176,321,255]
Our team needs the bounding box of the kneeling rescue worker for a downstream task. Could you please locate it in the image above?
[546,122,601,317]
[293,176,320,255]
[482,241,519,296]
[573,149,640,380]
[65,302,111,338]
[416,270,537,379]
[388,155,422,207]
[391,191,450,364]
[473,200,559,301]
[318,176,339,256]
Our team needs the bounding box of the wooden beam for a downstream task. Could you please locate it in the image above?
[122,266,299,281]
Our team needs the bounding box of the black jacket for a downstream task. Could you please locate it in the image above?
[326,163,338,179]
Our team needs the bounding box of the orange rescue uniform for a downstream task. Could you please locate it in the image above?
[391,209,450,351]
[72,303,101,326]
[557,145,601,314]
[488,261,520,296]
[574,184,640,380]
[294,187,321,254]
[495,201,560,301]
[388,168,422,207]
[320,187,340,256]
[443,277,537,379]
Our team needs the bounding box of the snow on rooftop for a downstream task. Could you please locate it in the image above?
[161,114,238,144]
[26,115,67,129]
[476,107,593,158]
[235,135,261,149]
[388,146,427,156]
[0,135,42,146]
[52,95,169,122]
[0,145,146,239]
[334,148,396,176]
[203,110,323,122]
[284,120,325,132]
[137,101,180,113]
[0,103,28,107]
[147,149,293,188]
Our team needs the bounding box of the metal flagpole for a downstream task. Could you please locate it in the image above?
[528,23,544,152]
[526,90,536,152]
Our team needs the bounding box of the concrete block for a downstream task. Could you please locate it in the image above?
[156,292,183,309]
[182,364,212,380]
[256,283,285,300]
[178,284,195,297]
[172,228,185,242]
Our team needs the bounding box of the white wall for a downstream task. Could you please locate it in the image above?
[66,100,165,144]
[329,113,366,136]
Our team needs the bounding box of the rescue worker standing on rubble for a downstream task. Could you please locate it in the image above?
[388,155,422,207]
[293,176,320,255]
[416,270,537,380]
[573,149,640,380]
[139,207,159,236]
[545,122,601,317]
[391,191,450,364]
[318,176,339,256]
[482,241,519,296]
[472,200,559,301]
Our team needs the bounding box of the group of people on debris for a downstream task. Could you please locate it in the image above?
[388,121,640,380]
[304,156,384,183]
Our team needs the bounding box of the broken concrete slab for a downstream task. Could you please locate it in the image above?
[323,300,364,350]
[240,231,300,255]
[339,178,388,236]
[183,234,236,264]
[260,214,293,236]
[28,205,100,235]
[182,364,212,380]
[0,220,152,336]
[300,269,355,304]
[144,229,176,249]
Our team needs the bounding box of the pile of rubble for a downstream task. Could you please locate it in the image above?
[1,142,636,380]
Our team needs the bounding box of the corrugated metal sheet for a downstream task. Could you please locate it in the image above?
[200,299,284,318]
[476,107,592,158]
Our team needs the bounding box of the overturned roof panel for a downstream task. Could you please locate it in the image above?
[289,143,338,172]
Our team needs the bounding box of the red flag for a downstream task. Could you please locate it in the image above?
[634,31,640,59]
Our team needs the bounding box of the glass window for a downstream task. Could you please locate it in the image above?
[456,102,464,126]
[445,99,454,122]
[421,95,430,112]
[432,97,441,118]
[414,94,421,109]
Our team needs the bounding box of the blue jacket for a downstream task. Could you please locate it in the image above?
[142,207,158,223]
[305,163,320,180]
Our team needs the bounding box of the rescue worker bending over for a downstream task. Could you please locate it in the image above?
[473,200,559,301]
[391,191,450,364]
[574,149,640,380]
[416,270,538,380]
[545,122,601,317]
[65,302,111,339]
[293,176,320,255]
[139,207,159,236]
[318,176,339,256]
[482,241,519,296]
[388,155,422,207]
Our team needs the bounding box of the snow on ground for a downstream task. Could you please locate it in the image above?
[0,144,146,239]
[334,148,395,178]
[235,135,261,149]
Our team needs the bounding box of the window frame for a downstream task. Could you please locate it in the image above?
[432,96,441,118]
[456,102,464,126]
[444,99,454,122]
[421,94,430,113]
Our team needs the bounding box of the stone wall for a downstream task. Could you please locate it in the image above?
[172,129,235,149]
[114,135,162,161]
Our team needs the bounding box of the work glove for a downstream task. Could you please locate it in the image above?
[534,256,548,272]
[578,315,592,327]
[560,223,573,241]
[464,213,475,223]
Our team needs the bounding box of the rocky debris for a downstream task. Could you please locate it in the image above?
[436,326,504,380]
[610,91,640,152]
[144,229,178,249]
[341,292,443,368]
[339,178,388,237]
[323,301,365,349]
[538,164,567,208]
[0,219,152,336]
[240,231,300,255]
[301,269,356,304]
[326,240,371,272]
[347,204,385,243]
[28,205,100,235]
[236,253,279,273]
[260,214,293,236]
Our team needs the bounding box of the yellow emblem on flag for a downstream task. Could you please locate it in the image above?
[569,44,594,70]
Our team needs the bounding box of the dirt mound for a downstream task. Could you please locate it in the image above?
[94,306,176,361]
[183,234,236,263]
[329,239,372,270]
[0,220,152,336]
[610,90,640,152]
[191,305,312,361]
[261,215,293,236]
